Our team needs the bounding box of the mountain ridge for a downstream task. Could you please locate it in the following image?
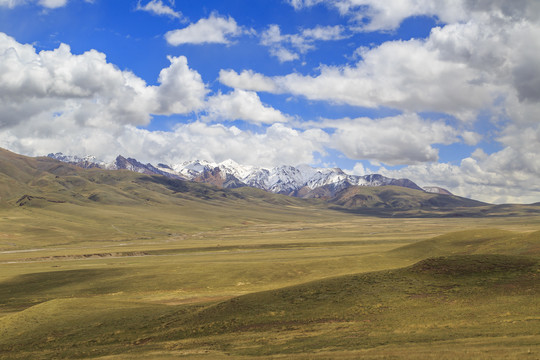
[47,152,443,199]
[10,148,540,216]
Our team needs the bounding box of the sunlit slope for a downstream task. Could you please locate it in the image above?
[0,254,538,359]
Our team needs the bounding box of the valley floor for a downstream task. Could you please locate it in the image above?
[1,206,539,359]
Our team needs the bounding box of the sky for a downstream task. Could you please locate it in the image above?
[0,0,539,204]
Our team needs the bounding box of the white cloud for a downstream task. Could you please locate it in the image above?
[260,24,346,62]
[461,131,481,146]
[0,121,328,169]
[218,69,279,93]
[347,162,374,176]
[379,159,540,205]
[323,114,459,165]
[251,37,493,120]
[154,55,208,114]
[301,25,346,41]
[259,24,303,63]
[136,0,183,19]
[0,32,323,168]
[288,0,540,33]
[269,47,299,63]
[286,0,465,31]
[377,121,540,203]
[0,32,206,130]
[165,13,245,46]
[159,122,328,167]
[217,6,540,203]
[2,2,539,204]
[204,89,291,125]
[223,8,540,124]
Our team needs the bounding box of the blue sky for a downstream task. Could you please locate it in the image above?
[0,0,539,203]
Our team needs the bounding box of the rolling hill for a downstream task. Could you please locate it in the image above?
[1,252,538,359]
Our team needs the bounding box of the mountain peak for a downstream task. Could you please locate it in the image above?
[48,152,105,169]
[47,152,426,198]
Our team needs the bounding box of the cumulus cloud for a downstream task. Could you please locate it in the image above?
[234,5,540,202]
[347,162,374,176]
[288,0,540,33]
[165,13,246,46]
[461,131,481,146]
[0,32,322,168]
[302,25,346,40]
[223,35,498,120]
[222,6,540,124]
[376,121,540,203]
[219,69,280,93]
[260,24,347,62]
[136,0,183,19]
[156,122,328,167]
[286,0,470,31]
[204,89,291,125]
[154,55,208,114]
[0,32,206,130]
[269,47,299,63]
[0,120,328,168]
[321,114,459,165]
[211,2,540,203]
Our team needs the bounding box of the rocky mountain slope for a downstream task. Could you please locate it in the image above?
[48,153,437,199]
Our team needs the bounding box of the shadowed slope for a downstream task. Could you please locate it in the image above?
[331,185,486,213]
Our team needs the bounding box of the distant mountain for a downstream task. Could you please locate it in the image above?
[13,148,540,217]
[1,148,247,208]
[47,153,426,198]
[331,186,486,214]
[46,153,105,169]
[47,152,183,179]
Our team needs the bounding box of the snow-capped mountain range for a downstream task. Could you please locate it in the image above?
[47,153,449,198]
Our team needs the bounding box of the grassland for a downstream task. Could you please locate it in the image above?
[1,148,540,359]
[1,201,539,359]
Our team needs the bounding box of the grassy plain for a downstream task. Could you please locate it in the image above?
[1,198,539,359]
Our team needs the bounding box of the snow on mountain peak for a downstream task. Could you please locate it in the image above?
[47,152,424,197]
